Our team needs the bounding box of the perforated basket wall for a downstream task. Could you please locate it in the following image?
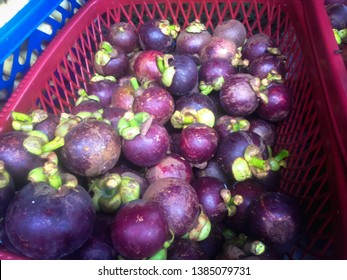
[0,0,346,259]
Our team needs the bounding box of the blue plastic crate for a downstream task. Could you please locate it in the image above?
[0,0,85,101]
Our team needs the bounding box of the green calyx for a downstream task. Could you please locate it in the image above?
[185,19,207,33]
[158,20,180,39]
[183,206,211,242]
[220,188,244,217]
[23,130,65,156]
[156,54,176,87]
[0,160,11,189]
[170,108,215,129]
[54,113,81,138]
[231,51,250,67]
[147,230,175,260]
[117,111,152,140]
[333,28,347,45]
[95,41,119,66]
[75,89,100,106]
[90,73,116,83]
[89,173,141,213]
[28,152,77,190]
[11,109,49,132]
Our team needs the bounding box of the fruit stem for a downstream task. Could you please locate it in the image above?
[28,167,47,183]
[43,162,62,190]
[41,136,65,154]
[130,77,140,91]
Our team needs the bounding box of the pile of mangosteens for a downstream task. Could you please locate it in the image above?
[0,17,302,260]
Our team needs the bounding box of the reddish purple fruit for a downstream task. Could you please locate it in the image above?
[111,199,170,260]
[178,123,219,165]
[247,192,301,253]
[176,20,212,56]
[213,19,247,48]
[94,42,130,79]
[60,120,121,177]
[248,54,285,80]
[121,123,170,167]
[143,177,200,236]
[241,33,276,63]
[219,73,260,117]
[133,85,175,125]
[106,22,140,54]
[256,83,293,122]
[133,50,164,84]
[145,153,193,184]
[86,75,120,107]
[200,37,238,63]
[5,182,95,259]
[0,161,15,218]
[0,131,42,189]
[248,118,277,146]
[191,176,228,223]
[138,19,179,53]
[224,180,266,233]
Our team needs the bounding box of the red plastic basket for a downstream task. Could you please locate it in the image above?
[0,0,347,259]
[302,0,347,166]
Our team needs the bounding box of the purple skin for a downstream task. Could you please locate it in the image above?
[168,238,208,260]
[216,131,268,178]
[111,199,169,260]
[121,123,170,167]
[200,36,238,63]
[106,22,140,54]
[241,33,275,63]
[256,83,293,122]
[133,85,175,125]
[248,118,277,146]
[5,182,96,260]
[143,177,200,236]
[248,54,285,80]
[145,153,193,184]
[191,176,228,223]
[255,170,282,192]
[175,92,218,115]
[133,50,164,84]
[198,224,225,259]
[224,180,266,234]
[65,214,115,260]
[213,19,247,48]
[325,0,347,5]
[219,73,260,117]
[102,107,127,130]
[326,3,347,29]
[110,80,137,111]
[162,55,199,96]
[0,131,42,190]
[138,19,176,53]
[87,79,120,107]
[193,158,230,184]
[199,58,236,91]
[247,192,301,253]
[60,120,121,177]
[71,100,104,115]
[33,113,60,141]
[178,123,219,165]
[176,24,212,56]
[94,46,130,79]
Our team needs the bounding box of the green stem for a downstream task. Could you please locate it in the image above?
[43,162,62,190]
[130,77,140,91]
[41,136,65,154]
